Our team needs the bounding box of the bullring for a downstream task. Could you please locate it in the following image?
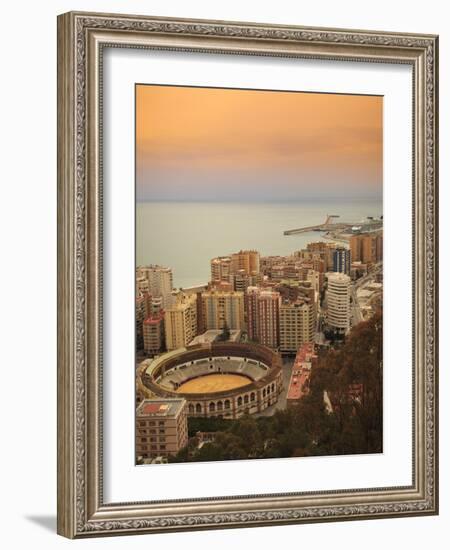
[138,342,283,419]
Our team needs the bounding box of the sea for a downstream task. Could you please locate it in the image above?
[136,199,382,289]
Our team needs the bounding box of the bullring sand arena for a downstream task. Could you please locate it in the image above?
[138,342,284,419]
[176,373,251,394]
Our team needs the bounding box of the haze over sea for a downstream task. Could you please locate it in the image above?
[137,198,382,289]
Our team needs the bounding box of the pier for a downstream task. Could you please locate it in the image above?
[283,214,382,236]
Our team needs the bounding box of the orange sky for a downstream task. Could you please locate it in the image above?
[136,85,382,202]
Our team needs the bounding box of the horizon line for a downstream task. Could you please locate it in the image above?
[136,196,383,204]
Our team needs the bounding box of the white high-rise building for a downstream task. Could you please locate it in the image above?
[326,272,351,332]
[164,293,198,350]
[138,265,173,308]
[210,256,232,283]
[136,276,150,295]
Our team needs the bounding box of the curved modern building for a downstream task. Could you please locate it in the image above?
[326,272,351,332]
[139,342,283,419]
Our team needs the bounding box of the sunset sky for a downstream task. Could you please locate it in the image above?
[136,85,382,202]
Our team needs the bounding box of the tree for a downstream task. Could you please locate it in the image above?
[309,308,383,454]
[169,310,383,463]
[196,433,247,461]
[229,415,263,456]
[218,321,231,342]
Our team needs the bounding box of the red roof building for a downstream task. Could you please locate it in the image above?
[286,343,317,407]
[143,311,165,356]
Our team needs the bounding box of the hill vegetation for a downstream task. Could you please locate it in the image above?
[169,310,383,463]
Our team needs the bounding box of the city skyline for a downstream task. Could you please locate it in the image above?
[135,84,383,465]
[136,85,383,203]
[135,234,383,464]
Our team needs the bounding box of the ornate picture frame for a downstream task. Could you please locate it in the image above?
[57,11,438,538]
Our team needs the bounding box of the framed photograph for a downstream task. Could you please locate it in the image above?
[57,11,439,538]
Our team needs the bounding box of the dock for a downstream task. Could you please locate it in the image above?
[283,214,382,236]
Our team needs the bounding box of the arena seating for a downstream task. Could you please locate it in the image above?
[157,356,267,390]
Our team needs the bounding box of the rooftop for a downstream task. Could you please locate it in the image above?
[327,272,351,283]
[202,290,244,297]
[357,289,373,299]
[136,398,186,418]
[287,368,311,401]
[182,284,208,293]
[280,298,311,308]
[294,343,317,365]
[246,287,280,298]
[137,264,172,272]
[287,343,317,401]
[367,282,382,290]
[190,330,242,345]
[143,312,164,325]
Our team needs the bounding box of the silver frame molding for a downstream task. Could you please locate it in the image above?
[57,11,439,539]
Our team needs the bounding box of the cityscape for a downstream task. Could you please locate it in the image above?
[135,222,383,464]
[135,84,383,465]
